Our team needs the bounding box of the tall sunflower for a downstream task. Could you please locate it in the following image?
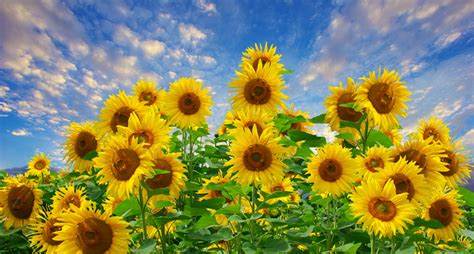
[355,146,392,179]
[163,77,212,129]
[97,91,148,135]
[64,121,101,173]
[416,116,451,146]
[422,188,464,242]
[232,108,273,136]
[306,143,357,197]
[93,134,154,199]
[29,211,62,254]
[54,205,130,254]
[226,127,286,186]
[280,103,314,135]
[325,77,363,137]
[0,177,43,229]
[117,111,170,149]
[392,137,448,189]
[132,80,166,112]
[26,153,51,177]
[241,43,283,71]
[355,68,411,131]
[351,179,417,238]
[229,61,288,114]
[51,184,91,214]
[439,140,471,188]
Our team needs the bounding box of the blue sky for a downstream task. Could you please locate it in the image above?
[0,0,473,168]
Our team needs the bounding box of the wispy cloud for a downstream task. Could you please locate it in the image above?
[10,128,31,136]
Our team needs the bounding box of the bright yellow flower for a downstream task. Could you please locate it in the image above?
[417,116,451,146]
[355,146,392,179]
[241,42,283,72]
[132,79,166,112]
[51,184,91,214]
[29,211,62,254]
[439,140,471,188]
[281,103,314,135]
[116,111,170,149]
[232,108,273,136]
[26,153,51,177]
[63,121,101,173]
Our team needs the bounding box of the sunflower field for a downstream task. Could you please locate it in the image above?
[1,43,473,254]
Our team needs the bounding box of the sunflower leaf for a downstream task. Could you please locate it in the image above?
[83,150,98,161]
[458,187,474,208]
[336,132,354,140]
[261,238,291,252]
[413,217,444,229]
[310,113,326,124]
[366,130,393,148]
[338,102,355,109]
[132,239,157,253]
[279,68,294,75]
[335,242,361,254]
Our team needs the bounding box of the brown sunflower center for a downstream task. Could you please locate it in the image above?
[110,107,134,132]
[129,130,154,148]
[243,144,273,171]
[429,199,453,226]
[34,160,46,170]
[390,173,415,200]
[337,92,362,122]
[440,150,458,177]
[145,159,173,189]
[43,218,62,246]
[244,121,263,135]
[368,198,397,221]
[394,149,427,174]
[244,79,272,105]
[366,157,384,173]
[63,194,81,209]
[367,83,395,114]
[318,159,343,182]
[7,186,35,219]
[112,149,140,181]
[75,131,98,158]
[178,92,201,115]
[139,91,157,106]
[77,218,113,254]
[271,185,284,192]
[252,56,270,70]
[423,127,439,141]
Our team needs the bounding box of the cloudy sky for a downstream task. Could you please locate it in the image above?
[0,0,472,168]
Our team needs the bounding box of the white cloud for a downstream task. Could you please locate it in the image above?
[0,102,13,112]
[168,71,177,79]
[202,56,216,65]
[195,0,217,14]
[0,86,10,97]
[432,99,462,119]
[114,25,140,47]
[11,128,31,136]
[436,32,462,48]
[178,24,207,46]
[460,129,474,147]
[141,40,165,56]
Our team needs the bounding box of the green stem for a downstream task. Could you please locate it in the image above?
[250,184,257,244]
[390,237,395,254]
[160,224,167,254]
[370,233,376,254]
[138,184,148,241]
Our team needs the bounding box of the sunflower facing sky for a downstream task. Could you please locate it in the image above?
[132,79,166,112]
[29,211,62,254]
[241,43,283,72]
[64,121,100,173]
[26,153,51,177]
[163,77,212,129]
[355,68,411,131]
[117,111,170,149]
[416,116,451,146]
[306,143,357,197]
[51,184,91,214]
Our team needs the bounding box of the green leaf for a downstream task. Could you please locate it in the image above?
[185,181,202,191]
[279,68,294,75]
[458,187,474,208]
[264,191,293,201]
[153,200,174,208]
[83,150,98,161]
[261,238,290,253]
[335,243,361,254]
[151,169,171,175]
[338,102,355,108]
[114,197,141,217]
[395,246,416,254]
[193,197,226,210]
[366,130,393,148]
[336,132,354,140]
[460,229,474,240]
[242,242,257,254]
[144,186,170,198]
[192,215,218,230]
[149,212,190,225]
[339,120,359,129]
[210,227,233,242]
[413,217,444,229]
[0,226,21,236]
[287,130,326,147]
[132,238,157,253]
[310,113,326,124]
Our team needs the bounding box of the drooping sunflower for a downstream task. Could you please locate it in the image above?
[280,103,314,135]
[422,188,464,242]
[64,121,101,173]
[226,127,286,186]
[93,134,154,199]
[162,77,212,129]
[117,111,170,149]
[232,108,273,136]
[241,42,284,71]
[197,171,234,202]
[102,196,123,216]
[416,116,451,146]
[355,146,392,179]
[392,137,448,189]
[260,177,294,204]
[54,205,130,254]
[0,177,43,229]
[306,143,357,197]
[144,147,187,200]
[229,61,288,114]
[325,77,363,136]
[51,184,91,214]
[97,91,148,135]
[372,158,430,206]
[355,68,411,131]
[26,153,51,177]
[439,140,471,188]
[29,211,62,254]
[350,178,417,238]
[381,127,402,146]
[132,80,166,112]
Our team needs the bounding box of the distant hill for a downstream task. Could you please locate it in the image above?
[1,166,60,176]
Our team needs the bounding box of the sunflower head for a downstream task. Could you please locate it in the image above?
[439,140,471,188]
[27,153,51,177]
[260,177,294,204]
[232,108,273,136]
[355,146,392,179]
[241,42,283,71]
[132,80,166,112]
[29,210,62,253]
[64,121,101,173]
[51,184,91,214]
[102,196,123,216]
[381,128,402,146]
[197,171,233,202]
[280,103,314,135]
[417,116,451,146]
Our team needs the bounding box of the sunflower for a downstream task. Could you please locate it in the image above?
[280,103,314,135]
[64,121,101,173]
[51,184,91,214]
[97,91,148,135]
[392,137,448,189]
[93,134,154,199]
[372,158,430,206]
[241,42,283,71]
[0,177,42,229]
[162,77,212,129]
[306,143,357,197]
[231,108,273,136]
[260,177,294,204]
[29,211,62,254]
[422,188,464,242]
[144,147,187,200]
[355,68,411,131]
[439,140,471,188]
[350,178,417,238]
[132,80,166,112]
[197,171,233,202]
[102,196,123,216]
[218,111,240,135]
[116,111,170,149]
[26,153,51,177]
[381,128,402,146]
[325,77,363,136]
[54,205,130,254]
[355,146,392,179]
[226,127,286,186]
[417,116,451,146]
[229,61,288,114]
